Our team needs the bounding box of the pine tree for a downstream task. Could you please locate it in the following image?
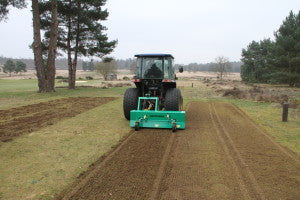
[3,59,15,76]
[241,39,276,83]
[274,11,300,86]
[1,0,58,92]
[15,60,27,75]
[0,0,26,21]
[32,0,58,92]
[40,0,117,89]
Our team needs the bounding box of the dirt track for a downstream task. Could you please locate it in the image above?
[0,97,116,142]
[58,102,300,200]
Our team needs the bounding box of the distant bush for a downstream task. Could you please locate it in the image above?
[123,76,130,80]
[86,76,93,80]
[56,76,66,79]
[78,77,83,80]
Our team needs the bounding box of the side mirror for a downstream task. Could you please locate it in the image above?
[179,66,183,73]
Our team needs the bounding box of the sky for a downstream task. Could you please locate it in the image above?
[0,0,299,64]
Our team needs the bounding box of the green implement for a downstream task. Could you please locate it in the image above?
[130,97,185,132]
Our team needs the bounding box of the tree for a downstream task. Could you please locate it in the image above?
[32,0,58,92]
[240,11,300,86]
[3,59,15,76]
[95,58,117,80]
[15,60,27,75]
[82,59,95,71]
[0,0,26,21]
[213,56,231,80]
[241,39,276,83]
[273,11,300,86]
[39,0,117,89]
[1,0,58,92]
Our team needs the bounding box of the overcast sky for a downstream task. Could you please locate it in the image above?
[0,0,299,64]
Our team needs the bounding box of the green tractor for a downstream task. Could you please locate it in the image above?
[123,54,185,132]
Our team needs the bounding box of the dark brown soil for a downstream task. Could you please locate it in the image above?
[0,97,116,142]
[57,102,300,200]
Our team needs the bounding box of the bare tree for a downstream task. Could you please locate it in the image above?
[214,56,231,80]
[95,59,117,80]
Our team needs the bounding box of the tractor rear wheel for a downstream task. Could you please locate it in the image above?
[123,88,140,120]
[165,88,183,111]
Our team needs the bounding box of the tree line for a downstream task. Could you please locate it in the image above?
[1,0,116,92]
[1,59,26,76]
[176,61,241,73]
[0,56,135,71]
[241,11,300,86]
[0,56,86,70]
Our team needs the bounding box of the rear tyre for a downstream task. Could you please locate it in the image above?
[165,88,183,111]
[123,88,140,120]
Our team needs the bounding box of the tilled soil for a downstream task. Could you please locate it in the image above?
[57,102,300,200]
[0,97,116,142]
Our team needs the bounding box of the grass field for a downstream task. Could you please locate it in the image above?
[0,79,129,110]
[0,79,299,199]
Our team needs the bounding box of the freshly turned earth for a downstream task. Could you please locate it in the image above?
[57,102,300,200]
[0,97,116,142]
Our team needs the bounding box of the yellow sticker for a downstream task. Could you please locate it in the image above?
[176,125,181,128]
[155,124,159,127]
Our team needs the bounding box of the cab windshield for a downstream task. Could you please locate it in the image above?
[136,57,173,79]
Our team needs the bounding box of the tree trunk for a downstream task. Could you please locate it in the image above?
[32,0,58,92]
[32,0,46,92]
[45,0,58,92]
[287,53,294,87]
[66,0,75,89]
[68,1,81,89]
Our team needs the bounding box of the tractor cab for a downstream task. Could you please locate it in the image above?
[134,54,176,80]
[132,54,179,98]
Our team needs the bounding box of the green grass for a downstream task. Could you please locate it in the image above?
[0,79,128,109]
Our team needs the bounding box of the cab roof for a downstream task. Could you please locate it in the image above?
[134,54,174,59]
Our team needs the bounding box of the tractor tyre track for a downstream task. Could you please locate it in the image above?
[210,103,265,200]
[231,104,300,164]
